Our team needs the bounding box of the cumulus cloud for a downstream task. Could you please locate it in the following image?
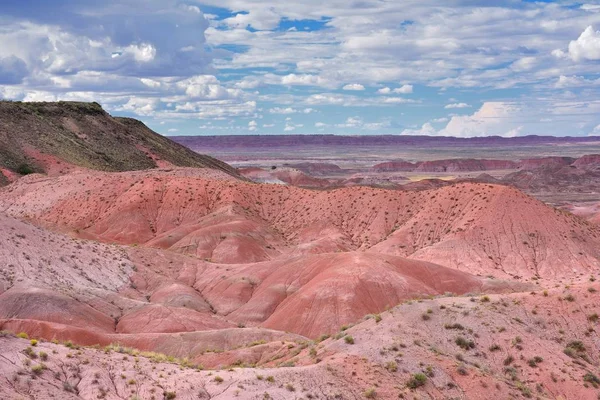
[342,83,365,91]
[269,107,315,114]
[439,102,523,137]
[401,122,437,136]
[566,26,600,62]
[248,120,258,131]
[378,85,413,94]
[445,103,471,109]
[280,74,333,87]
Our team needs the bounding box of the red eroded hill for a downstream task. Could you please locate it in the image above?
[1,169,599,282]
[2,283,599,400]
[0,211,520,341]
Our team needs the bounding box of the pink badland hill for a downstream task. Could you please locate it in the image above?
[2,283,600,399]
[2,168,599,281]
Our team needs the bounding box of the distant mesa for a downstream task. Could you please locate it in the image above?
[372,159,518,173]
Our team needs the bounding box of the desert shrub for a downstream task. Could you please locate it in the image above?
[455,336,475,350]
[164,392,176,399]
[444,323,464,330]
[566,340,586,353]
[16,332,29,339]
[489,344,501,352]
[317,334,330,342]
[213,376,224,383]
[584,373,600,388]
[364,387,377,398]
[527,356,543,367]
[31,364,46,375]
[344,335,355,344]
[16,164,35,175]
[385,361,398,372]
[407,373,427,389]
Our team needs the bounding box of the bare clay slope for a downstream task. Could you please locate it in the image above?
[0,211,306,352]
[2,169,599,282]
[2,283,600,400]
[0,209,510,341]
[0,101,239,180]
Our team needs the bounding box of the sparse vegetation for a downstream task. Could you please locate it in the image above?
[584,373,600,388]
[407,373,427,389]
[455,336,475,350]
[364,387,377,398]
[385,361,398,372]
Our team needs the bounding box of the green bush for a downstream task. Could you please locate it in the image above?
[407,373,427,389]
[16,164,35,175]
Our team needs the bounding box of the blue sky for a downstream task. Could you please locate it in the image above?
[1,1,600,137]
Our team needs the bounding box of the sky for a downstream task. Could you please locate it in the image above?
[1,1,600,137]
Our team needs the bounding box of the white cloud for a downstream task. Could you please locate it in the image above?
[222,9,281,31]
[280,73,333,87]
[503,126,523,138]
[567,26,600,62]
[235,77,262,89]
[305,93,346,105]
[269,107,296,114]
[555,75,600,88]
[124,43,156,63]
[394,84,413,94]
[284,121,304,131]
[342,83,365,91]
[378,85,413,94]
[383,97,416,104]
[269,107,315,114]
[140,78,161,88]
[439,102,523,138]
[248,120,258,131]
[315,122,328,128]
[445,102,471,109]
[176,75,237,100]
[401,122,437,136]
[510,57,537,72]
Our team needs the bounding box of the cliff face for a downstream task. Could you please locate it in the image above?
[0,101,240,182]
